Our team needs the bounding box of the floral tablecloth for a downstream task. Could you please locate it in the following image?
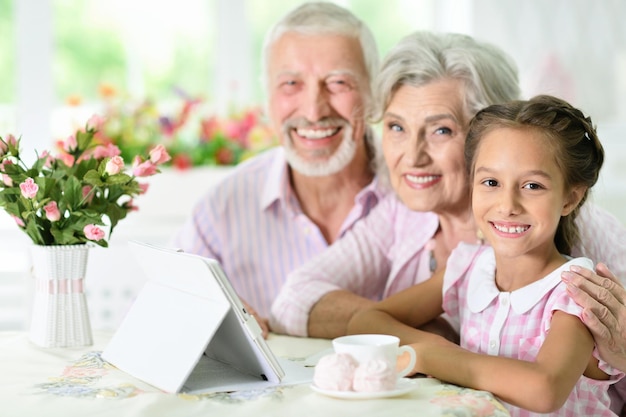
[0,331,510,417]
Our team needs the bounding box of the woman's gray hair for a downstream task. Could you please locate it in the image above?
[261,2,380,114]
[372,31,521,123]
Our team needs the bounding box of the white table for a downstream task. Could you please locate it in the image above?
[0,330,510,417]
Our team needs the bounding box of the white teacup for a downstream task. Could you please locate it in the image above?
[332,334,417,378]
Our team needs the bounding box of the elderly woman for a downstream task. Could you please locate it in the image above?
[269,31,626,341]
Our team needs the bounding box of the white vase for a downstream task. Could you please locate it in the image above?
[29,244,93,347]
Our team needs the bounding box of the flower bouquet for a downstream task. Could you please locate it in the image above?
[0,116,170,247]
[0,116,170,347]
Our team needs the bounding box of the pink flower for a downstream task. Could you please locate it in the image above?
[86,114,104,131]
[138,183,149,194]
[12,215,25,227]
[172,154,192,170]
[124,199,139,212]
[43,201,61,221]
[1,160,13,186]
[83,224,105,241]
[93,143,121,159]
[105,155,125,175]
[1,134,18,154]
[216,147,234,165]
[82,186,94,204]
[132,156,158,177]
[19,178,39,199]
[225,120,245,142]
[64,135,78,153]
[200,116,220,141]
[225,111,257,147]
[39,150,55,167]
[58,152,75,167]
[149,144,171,165]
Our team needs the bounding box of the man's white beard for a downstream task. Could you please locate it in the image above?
[282,122,357,177]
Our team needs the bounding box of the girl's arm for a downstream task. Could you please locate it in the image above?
[412,311,605,413]
[347,270,448,345]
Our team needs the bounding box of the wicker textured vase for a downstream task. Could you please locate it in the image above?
[29,244,93,347]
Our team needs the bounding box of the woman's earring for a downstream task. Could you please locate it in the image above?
[476,229,485,245]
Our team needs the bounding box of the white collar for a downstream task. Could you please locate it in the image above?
[467,247,594,314]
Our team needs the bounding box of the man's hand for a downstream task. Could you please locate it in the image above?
[562,262,626,372]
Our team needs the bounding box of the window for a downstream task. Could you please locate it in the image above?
[0,0,15,132]
[53,0,214,104]
[55,0,434,107]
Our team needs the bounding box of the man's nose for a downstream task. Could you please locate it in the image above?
[302,83,331,122]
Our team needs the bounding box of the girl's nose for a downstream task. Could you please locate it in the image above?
[497,187,522,215]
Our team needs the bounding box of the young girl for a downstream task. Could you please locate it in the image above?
[348,95,623,416]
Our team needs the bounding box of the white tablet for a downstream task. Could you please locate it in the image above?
[102,241,312,393]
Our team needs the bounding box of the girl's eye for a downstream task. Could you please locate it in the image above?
[523,182,543,190]
[481,179,498,187]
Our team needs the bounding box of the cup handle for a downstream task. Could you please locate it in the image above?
[397,345,417,377]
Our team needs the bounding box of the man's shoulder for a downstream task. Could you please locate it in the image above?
[577,202,623,228]
[229,147,281,176]
[573,202,626,278]
[575,202,626,246]
[189,148,282,212]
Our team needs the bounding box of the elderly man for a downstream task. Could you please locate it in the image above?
[172,2,386,335]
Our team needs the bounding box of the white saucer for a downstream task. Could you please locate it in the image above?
[310,378,417,399]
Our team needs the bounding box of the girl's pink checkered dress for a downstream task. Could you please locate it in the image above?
[442,243,623,417]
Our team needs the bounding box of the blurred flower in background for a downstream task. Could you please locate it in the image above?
[69,84,278,170]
